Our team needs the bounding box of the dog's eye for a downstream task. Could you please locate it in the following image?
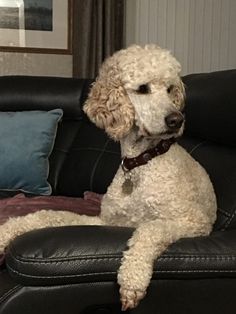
[137,84,150,94]
[167,85,174,93]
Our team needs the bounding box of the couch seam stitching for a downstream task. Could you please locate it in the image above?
[189,141,207,154]
[221,208,236,230]
[89,139,111,190]
[6,264,236,280]
[71,147,120,155]
[0,285,21,304]
[8,252,236,265]
[8,248,123,263]
[217,207,231,217]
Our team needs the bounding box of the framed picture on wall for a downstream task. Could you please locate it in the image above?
[0,0,73,54]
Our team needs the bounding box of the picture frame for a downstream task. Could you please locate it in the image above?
[0,0,73,54]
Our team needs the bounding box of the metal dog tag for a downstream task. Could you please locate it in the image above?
[122,178,134,195]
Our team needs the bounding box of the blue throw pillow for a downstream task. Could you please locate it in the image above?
[0,109,63,195]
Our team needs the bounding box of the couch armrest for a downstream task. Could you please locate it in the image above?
[5,226,236,286]
[5,226,132,286]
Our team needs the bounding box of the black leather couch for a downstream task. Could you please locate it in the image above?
[0,70,236,314]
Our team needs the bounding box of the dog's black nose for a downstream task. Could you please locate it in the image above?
[165,112,184,130]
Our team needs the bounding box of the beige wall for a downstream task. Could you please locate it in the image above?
[125,0,236,75]
[3,0,235,77]
[0,52,72,77]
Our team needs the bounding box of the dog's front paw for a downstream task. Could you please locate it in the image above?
[120,287,146,311]
[117,251,152,310]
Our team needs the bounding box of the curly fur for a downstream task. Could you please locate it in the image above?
[0,45,217,311]
[84,44,185,141]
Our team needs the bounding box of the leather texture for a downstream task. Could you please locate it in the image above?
[179,136,236,231]
[0,71,236,314]
[0,76,92,118]
[55,122,120,196]
[1,279,236,314]
[5,227,236,286]
[182,69,236,146]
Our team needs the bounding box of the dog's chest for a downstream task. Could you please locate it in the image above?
[101,155,181,226]
[100,144,214,227]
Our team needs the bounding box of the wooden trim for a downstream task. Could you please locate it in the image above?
[0,0,73,55]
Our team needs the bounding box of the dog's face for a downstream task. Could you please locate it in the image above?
[126,78,185,140]
[84,44,185,141]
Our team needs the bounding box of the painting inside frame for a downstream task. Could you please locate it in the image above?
[0,0,72,54]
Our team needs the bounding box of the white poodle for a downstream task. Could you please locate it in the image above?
[0,45,217,310]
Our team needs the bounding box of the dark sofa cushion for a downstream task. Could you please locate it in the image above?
[181,70,236,231]
[0,76,94,196]
[0,76,90,119]
[183,69,236,146]
[56,120,121,196]
[179,137,236,231]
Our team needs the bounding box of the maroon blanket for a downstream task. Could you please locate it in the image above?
[0,192,102,266]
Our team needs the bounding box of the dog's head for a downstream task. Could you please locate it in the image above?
[84,44,185,141]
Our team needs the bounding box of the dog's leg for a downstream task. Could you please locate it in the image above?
[0,210,103,254]
[118,218,211,310]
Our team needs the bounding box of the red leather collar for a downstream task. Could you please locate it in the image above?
[121,138,176,172]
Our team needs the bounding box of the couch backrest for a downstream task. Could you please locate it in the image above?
[0,75,121,198]
[0,72,235,231]
[182,70,236,231]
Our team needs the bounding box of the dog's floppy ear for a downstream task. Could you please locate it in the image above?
[84,79,135,141]
[172,78,185,109]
